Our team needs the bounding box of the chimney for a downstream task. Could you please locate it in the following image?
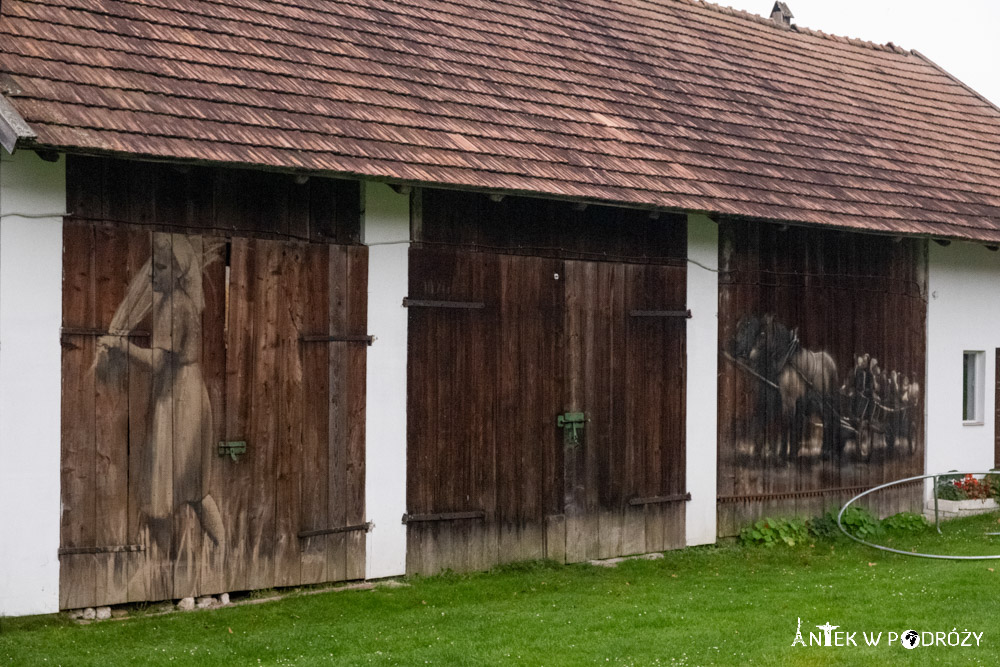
[770,2,793,26]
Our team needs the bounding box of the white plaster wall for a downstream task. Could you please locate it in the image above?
[0,149,65,616]
[685,214,718,546]
[362,182,409,579]
[926,241,1000,478]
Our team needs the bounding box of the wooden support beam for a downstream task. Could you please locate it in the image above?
[0,94,36,153]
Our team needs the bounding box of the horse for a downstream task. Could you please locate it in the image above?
[729,315,841,461]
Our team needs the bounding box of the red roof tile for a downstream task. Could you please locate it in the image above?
[1,0,999,240]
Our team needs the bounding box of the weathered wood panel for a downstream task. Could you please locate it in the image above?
[300,244,334,585]
[67,155,360,244]
[717,221,927,536]
[406,248,502,574]
[417,190,685,265]
[625,264,688,553]
[125,228,153,603]
[59,221,99,610]
[344,245,369,581]
[92,224,131,605]
[496,254,561,566]
[221,237,256,595]
[60,169,366,608]
[407,191,687,573]
[199,237,228,598]
[245,239,280,592]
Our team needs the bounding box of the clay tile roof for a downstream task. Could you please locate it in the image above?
[1,0,999,241]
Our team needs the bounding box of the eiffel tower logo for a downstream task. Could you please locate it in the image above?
[791,617,806,647]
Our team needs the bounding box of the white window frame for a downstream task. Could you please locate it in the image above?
[962,350,985,426]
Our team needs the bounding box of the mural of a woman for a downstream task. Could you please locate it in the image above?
[95,234,225,555]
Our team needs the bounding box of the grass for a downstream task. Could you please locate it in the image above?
[3,514,1000,666]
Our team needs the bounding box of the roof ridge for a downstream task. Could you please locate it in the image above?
[666,0,913,55]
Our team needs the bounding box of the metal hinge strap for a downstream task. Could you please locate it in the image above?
[298,522,373,539]
[629,309,692,318]
[58,545,146,556]
[403,298,485,309]
[402,510,486,523]
[61,327,151,338]
[628,492,692,506]
[299,334,375,345]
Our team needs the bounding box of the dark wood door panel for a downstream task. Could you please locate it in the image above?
[60,223,366,608]
[406,247,687,573]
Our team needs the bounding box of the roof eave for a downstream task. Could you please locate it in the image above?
[0,95,37,154]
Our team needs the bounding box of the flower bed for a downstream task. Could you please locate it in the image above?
[925,497,999,521]
[927,473,1000,520]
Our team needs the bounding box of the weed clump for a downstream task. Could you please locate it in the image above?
[740,508,929,547]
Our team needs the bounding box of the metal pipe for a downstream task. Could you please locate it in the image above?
[837,471,1000,560]
[933,475,941,535]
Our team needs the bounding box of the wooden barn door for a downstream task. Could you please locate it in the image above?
[60,222,365,609]
[406,248,686,573]
[560,260,687,562]
[716,222,925,535]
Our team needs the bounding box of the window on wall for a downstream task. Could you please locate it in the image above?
[963,351,985,424]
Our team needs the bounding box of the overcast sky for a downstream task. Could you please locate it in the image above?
[718,0,1000,106]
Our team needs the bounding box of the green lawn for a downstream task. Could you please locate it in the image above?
[3,514,1000,666]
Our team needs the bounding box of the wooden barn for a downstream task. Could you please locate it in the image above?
[1,0,1000,615]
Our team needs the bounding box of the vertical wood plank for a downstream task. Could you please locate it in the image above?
[145,232,175,602]
[93,223,131,605]
[405,248,427,574]
[274,241,305,588]
[299,243,332,585]
[60,221,98,609]
[332,179,362,245]
[345,246,368,580]
[170,234,204,600]
[246,239,280,591]
[563,260,588,563]
[621,506,645,556]
[544,514,566,564]
[222,237,255,594]
[199,236,228,595]
[125,227,153,603]
[326,245,349,582]
[288,182,311,240]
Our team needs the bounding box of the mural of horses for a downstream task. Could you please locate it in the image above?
[729,314,841,461]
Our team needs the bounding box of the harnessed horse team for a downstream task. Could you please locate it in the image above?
[729,315,919,463]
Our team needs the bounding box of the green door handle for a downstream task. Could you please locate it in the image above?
[218,440,247,462]
[557,412,586,446]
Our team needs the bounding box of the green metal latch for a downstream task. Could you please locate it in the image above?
[218,440,246,462]
[557,412,586,446]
